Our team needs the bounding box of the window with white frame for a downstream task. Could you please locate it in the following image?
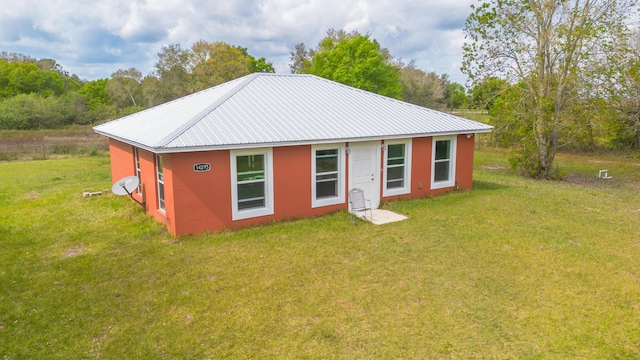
[231,148,274,220]
[134,147,142,194]
[431,136,456,189]
[156,154,165,211]
[383,139,412,196]
[312,144,345,208]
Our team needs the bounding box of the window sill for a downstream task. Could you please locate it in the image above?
[430,181,455,190]
[383,187,410,197]
[232,207,273,221]
[312,196,344,209]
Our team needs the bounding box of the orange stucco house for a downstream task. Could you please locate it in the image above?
[94,73,492,236]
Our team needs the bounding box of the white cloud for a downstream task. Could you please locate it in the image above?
[0,0,477,83]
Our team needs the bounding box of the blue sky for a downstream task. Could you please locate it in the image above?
[0,0,478,84]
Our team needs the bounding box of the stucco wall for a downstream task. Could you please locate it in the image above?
[167,145,347,234]
[108,138,134,183]
[107,140,171,230]
[168,150,231,234]
[108,136,477,236]
[455,134,474,190]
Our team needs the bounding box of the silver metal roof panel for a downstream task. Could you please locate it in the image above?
[94,73,493,152]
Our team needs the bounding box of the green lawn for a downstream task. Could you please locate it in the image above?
[1,151,639,358]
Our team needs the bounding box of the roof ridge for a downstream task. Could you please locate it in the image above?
[157,73,262,147]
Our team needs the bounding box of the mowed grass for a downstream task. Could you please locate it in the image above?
[1,151,639,358]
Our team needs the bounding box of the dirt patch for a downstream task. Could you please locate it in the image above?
[64,246,85,258]
[22,191,39,200]
[482,164,507,170]
[563,172,622,189]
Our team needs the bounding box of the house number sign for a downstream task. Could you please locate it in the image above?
[193,163,211,172]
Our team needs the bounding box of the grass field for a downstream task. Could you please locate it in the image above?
[1,150,639,358]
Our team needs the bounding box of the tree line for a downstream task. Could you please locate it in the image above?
[0,33,469,132]
[0,42,276,130]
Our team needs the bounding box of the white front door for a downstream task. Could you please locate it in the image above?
[349,141,380,209]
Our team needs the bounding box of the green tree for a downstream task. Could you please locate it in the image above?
[0,52,36,63]
[448,82,467,111]
[141,75,163,108]
[191,41,253,90]
[470,77,508,110]
[298,29,402,99]
[36,58,66,74]
[0,93,83,129]
[151,41,275,104]
[397,60,449,109]
[79,79,112,110]
[489,82,532,147]
[58,92,87,125]
[234,45,275,73]
[0,60,66,99]
[108,68,143,108]
[79,79,115,124]
[36,59,81,91]
[249,56,275,73]
[463,0,635,178]
[154,43,193,101]
[612,29,640,148]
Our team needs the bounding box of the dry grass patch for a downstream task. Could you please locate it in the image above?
[21,191,39,200]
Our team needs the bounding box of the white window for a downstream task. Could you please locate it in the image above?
[231,148,274,220]
[134,147,142,194]
[431,136,457,189]
[312,144,346,208]
[383,139,412,196]
[156,154,165,211]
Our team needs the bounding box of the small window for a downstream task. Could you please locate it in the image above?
[231,148,274,220]
[156,154,165,211]
[431,136,456,189]
[312,144,346,208]
[236,154,266,210]
[316,149,338,198]
[134,148,142,194]
[383,140,411,196]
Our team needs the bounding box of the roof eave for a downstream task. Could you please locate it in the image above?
[149,128,494,154]
[93,129,158,153]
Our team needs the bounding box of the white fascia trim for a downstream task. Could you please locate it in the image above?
[142,130,492,154]
[311,143,346,208]
[382,139,412,197]
[230,147,275,221]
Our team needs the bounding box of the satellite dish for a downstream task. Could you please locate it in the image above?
[112,175,140,196]
[112,175,145,209]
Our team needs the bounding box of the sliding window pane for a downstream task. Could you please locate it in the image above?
[434,161,450,182]
[316,150,338,173]
[237,155,265,182]
[238,182,265,200]
[387,166,405,188]
[387,144,405,165]
[435,140,450,160]
[316,173,338,198]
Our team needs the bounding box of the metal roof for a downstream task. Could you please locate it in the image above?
[94,73,493,153]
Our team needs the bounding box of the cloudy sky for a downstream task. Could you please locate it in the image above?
[0,0,477,84]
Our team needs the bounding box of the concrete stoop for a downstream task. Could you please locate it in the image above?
[352,209,408,225]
